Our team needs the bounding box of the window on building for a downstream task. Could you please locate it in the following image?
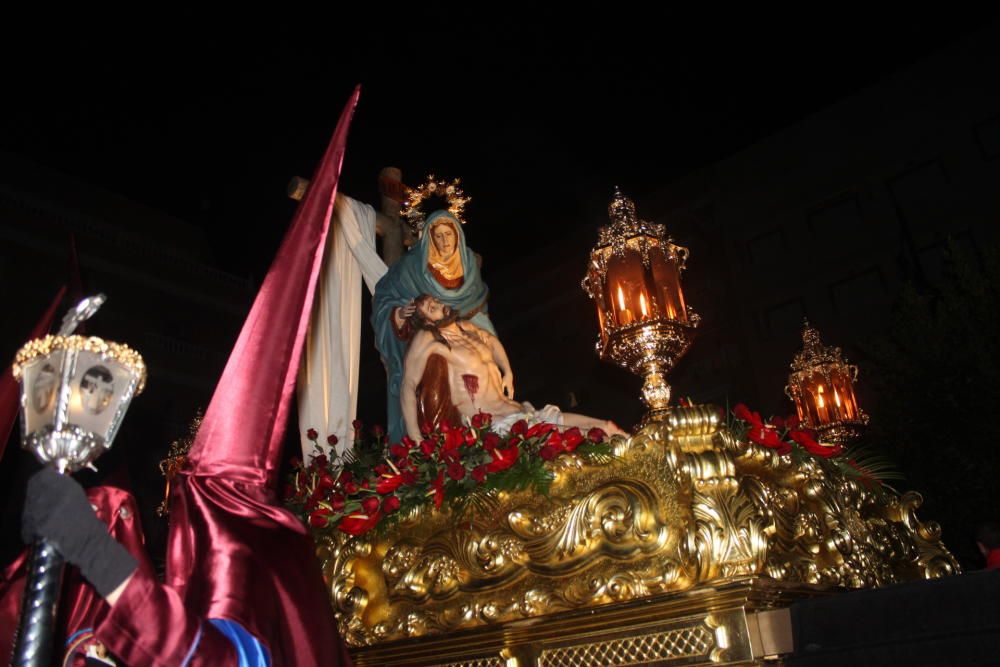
[764,298,806,337]
[808,195,867,251]
[829,268,889,325]
[974,115,1000,160]
[888,160,957,249]
[747,228,786,266]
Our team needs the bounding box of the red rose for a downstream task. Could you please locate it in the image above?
[790,429,841,458]
[510,420,528,437]
[431,471,445,509]
[338,471,353,484]
[338,511,380,536]
[440,447,461,464]
[587,427,606,443]
[308,507,332,528]
[545,430,564,449]
[330,493,345,511]
[344,482,359,494]
[352,419,364,432]
[471,412,492,429]
[443,428,464,452]
[290,457,302,469]
[464,430,478,446]
[733,403,763,427]
[318,472,336,490]
[482,432,501,451]
[306,428,319,440]
[539,445,561,461]
[312,454,328,468]
[786,415,801,429]
[373,424,385,438]
[361,479,370,490]
[362,496,381,514]
[447,462,466,480]
[374,464,389,476]
[390,444,410,459]
[748,425,783,449]
[526,422,557,439]
[420,421,434,436]
[420,439,437,457]
[327,434,339,447]
[376,473,405,494]
[562,427,584,451]
[382,495,401,514]
[401,470,418,485]
[770,416,785,430]
[400,436,416,449]
[486,444,520,472]
[471,465,487,483]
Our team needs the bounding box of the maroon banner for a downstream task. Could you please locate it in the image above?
[98,87,361,666]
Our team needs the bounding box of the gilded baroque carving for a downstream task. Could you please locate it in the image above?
[320,407,959,646]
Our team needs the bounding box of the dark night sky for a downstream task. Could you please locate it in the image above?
[0,7,986,280]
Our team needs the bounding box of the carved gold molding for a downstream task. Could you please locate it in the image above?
[320,407,958,648]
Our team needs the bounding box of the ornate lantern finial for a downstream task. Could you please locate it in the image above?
[582,190,699,424]
[786,321,869,446]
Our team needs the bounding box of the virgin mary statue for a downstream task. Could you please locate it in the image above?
[373,210,497,442]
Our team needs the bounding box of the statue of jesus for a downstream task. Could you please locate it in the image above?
[401,295,626,441]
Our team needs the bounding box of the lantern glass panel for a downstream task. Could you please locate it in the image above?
[68,350,136,440]
[604,249,648,326]
[20,351,64,437]
[800,367,860,427]
[649,248,687,322]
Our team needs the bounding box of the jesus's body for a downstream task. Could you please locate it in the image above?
[401,296,625,441]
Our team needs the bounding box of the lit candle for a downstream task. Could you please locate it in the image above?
[833,387,843,421]
[639,293,648,319]
[617,285,634,325]
[816,384,830,424]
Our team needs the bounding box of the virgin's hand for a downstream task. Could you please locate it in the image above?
[502,374,515,399]
[394,301,416,327]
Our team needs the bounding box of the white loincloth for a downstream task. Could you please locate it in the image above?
[488,402,564,435]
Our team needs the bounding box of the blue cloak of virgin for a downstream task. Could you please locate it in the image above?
[372,210,496,442]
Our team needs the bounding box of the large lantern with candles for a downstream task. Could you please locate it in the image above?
[582,189,699,423]
[785,322,868,446]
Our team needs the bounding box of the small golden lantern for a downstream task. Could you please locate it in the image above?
[582,189,699,423]
[785,322,869,446]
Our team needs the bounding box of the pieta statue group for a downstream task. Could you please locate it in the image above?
[371,203,625,442]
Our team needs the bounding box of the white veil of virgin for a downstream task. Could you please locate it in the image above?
[297,193,386,459]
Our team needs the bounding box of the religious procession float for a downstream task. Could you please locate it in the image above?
[279,179,958,666]
[5,92,960,665]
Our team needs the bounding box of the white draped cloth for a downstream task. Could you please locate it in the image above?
[297,194,386,459]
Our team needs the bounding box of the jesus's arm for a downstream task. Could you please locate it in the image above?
[484,331,515,399]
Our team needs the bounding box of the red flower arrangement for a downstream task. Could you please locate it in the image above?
[285,414,611,536]
[728,403,895,488]
[731,403,842,458]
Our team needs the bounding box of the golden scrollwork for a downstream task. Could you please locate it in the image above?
[321,407,959,648]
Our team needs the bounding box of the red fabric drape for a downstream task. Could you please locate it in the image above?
[97,87,361,666]
[0,486,161,666]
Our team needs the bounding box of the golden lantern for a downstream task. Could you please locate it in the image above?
[785,322,869,446]
[582,189,699,423]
